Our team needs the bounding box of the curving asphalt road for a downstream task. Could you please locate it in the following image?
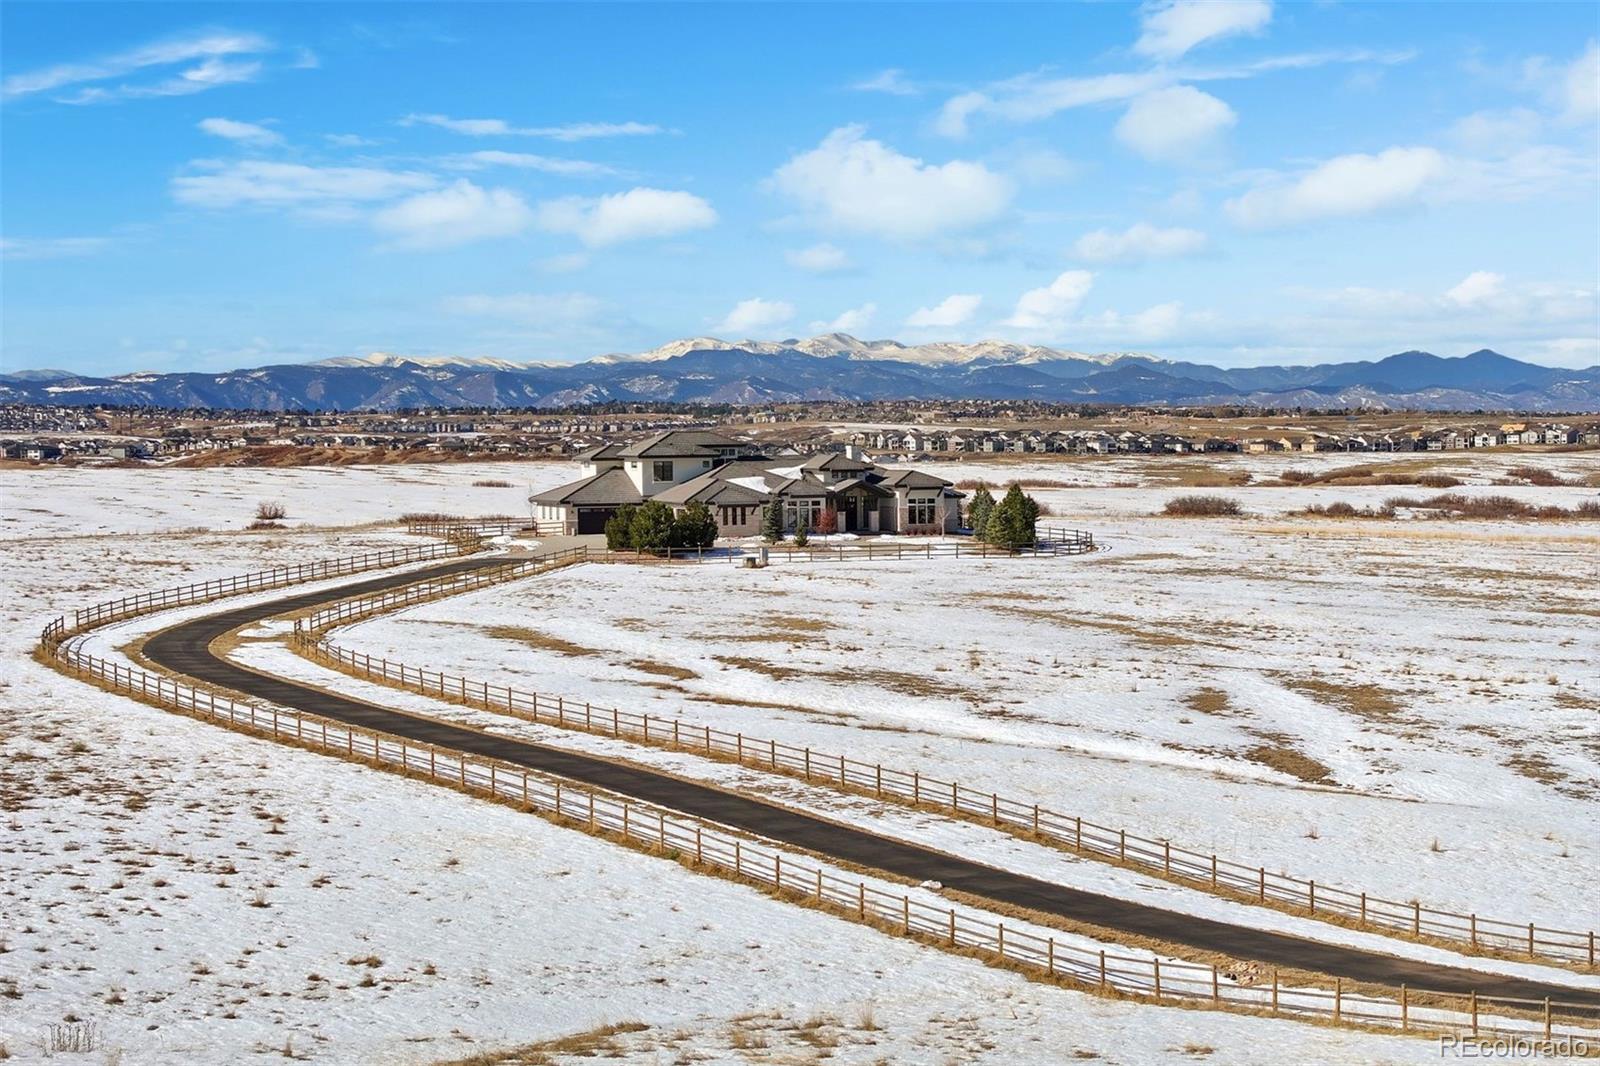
[141,557,1600,1014]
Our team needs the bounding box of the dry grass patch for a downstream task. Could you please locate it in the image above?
[1243,743,1334,785]
[1163,494,1244,517]
[436,1021,650,1065]
[816,665,971,700]
[625,659,698,681]
[1286,677,1404,720]
[484,625,602,658]
[1184,688,1233,716]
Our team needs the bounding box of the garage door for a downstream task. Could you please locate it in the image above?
[576,508,613,534]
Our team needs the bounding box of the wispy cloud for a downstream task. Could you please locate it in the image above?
[198,117,283,147]
[400,113,665,141]
[1135,1,1273,62]
[171,160,437,209]
[713,297,795,335]
[438,150,617,178]
[0,236,113,260]
[4,31,277,104]
[852,69,921,96]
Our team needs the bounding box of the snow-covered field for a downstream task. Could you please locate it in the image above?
[2,454,1596,1064]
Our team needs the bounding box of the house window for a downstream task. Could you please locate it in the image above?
[652,460,673,482]
[907,497,936,526]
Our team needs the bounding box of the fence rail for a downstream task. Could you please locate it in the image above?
[293,545,1597,971]
[58,541,470,634]
[34,605,1600,1046]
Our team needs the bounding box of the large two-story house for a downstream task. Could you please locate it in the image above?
[530,430,962,537]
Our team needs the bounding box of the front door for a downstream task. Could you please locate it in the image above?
[842,495,858,531]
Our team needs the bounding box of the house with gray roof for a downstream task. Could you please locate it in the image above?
[531,429,961,537]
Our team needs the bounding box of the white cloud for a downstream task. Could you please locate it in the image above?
[535,187,717,247]
[172,160,436,208]
[372,180,534,249]
[785,243,852,273]
[2,31,271,99]
[1073,222,1208,264]
[324,133,380,148]
[932,48,1404,137]
[1445,271,1505,307]
[852,69,919,96]
[1004,271,1095,329]
[1225,146,1445,228]
[440,150,615,177]
[197,117,282,147]
[906,294,982,328]
[1562,41,1598,121]
[1073,301,1191,343]
[770,125,1012,239]
[713,298,795,335]
[400,114,664,140]
[1115,86,1236,162]
[538,252,591,274]
[1135,1,1273,62]
[1447,108,1543,155]
[0,236,112,260]
[441,292,604,322]
[57,57,264,104]
[811,303,877,334]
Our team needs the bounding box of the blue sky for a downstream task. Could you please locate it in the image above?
[2,2,1597,375]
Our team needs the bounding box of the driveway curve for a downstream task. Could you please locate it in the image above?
[141,556,1600,1014]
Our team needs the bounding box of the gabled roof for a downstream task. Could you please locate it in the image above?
[801,452,874,472]
[573,442,625,463]
[873,468,953,490]
[616,429,743,459]
[529,467,644,507]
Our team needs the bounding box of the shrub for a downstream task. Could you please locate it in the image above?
[1577,499,1600,517]
[761,501,784,544]
[247,519,284,530]
[603,504,637,550]
[1507,465,1568,487]
[670,501,718,549]
[254,500,287,521]
[966,485,996,540]
[627,501,676,552]
[1413,474,1462,488]
[472,479,513,488]
[1162,494,1243,517]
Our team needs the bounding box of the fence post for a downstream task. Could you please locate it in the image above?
[1400,984,1408,1031]
[1260,867,1266,902]
[1047,937,1055,977]
[1309,880,1316,914]
[1360,892,1367,926]
[1119,829,1126,862]
[913,772,920,804]
[1544,997,1552,1040]
[1099,950,1107,990]
[734,840,741,876]
[1211,854,1218,889]
[1211,965,1219,1003]
[997,922,1005,959]
[1271,970,1278,1015]
[1333,978,1341,1022]
[902,895,910,934]
[876,765,882,797]
[1470,991,1478,1036]
[1413,900,1421,936]
[858,883,865,918]
[1153,958,1161,999]
[1032,804,1039,835]
[949,909,957,945]
[696,826,703,864]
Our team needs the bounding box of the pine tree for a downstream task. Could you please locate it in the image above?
[629,500,676,552]
[603,505,636,551]
[988,484,1039,549]
[670,501,719,549]
[967,484,995,541]
[792,510,809,547]
[760,499,785,544]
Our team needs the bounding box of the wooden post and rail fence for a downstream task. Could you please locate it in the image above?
[35,585,1600,1047]
[290,540,1597,971]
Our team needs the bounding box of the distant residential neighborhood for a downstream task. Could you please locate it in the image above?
[2,402,1596,465]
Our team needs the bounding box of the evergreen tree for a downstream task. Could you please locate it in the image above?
[988,484,1040,549]
[760,499,785,544]
[792,510,809,547]
[603,505,636,551]
[670,500,719,549]
[967,484,995,541]
[629,500,676,552]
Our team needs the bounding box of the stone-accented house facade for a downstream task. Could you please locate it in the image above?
[531,430,962,537]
